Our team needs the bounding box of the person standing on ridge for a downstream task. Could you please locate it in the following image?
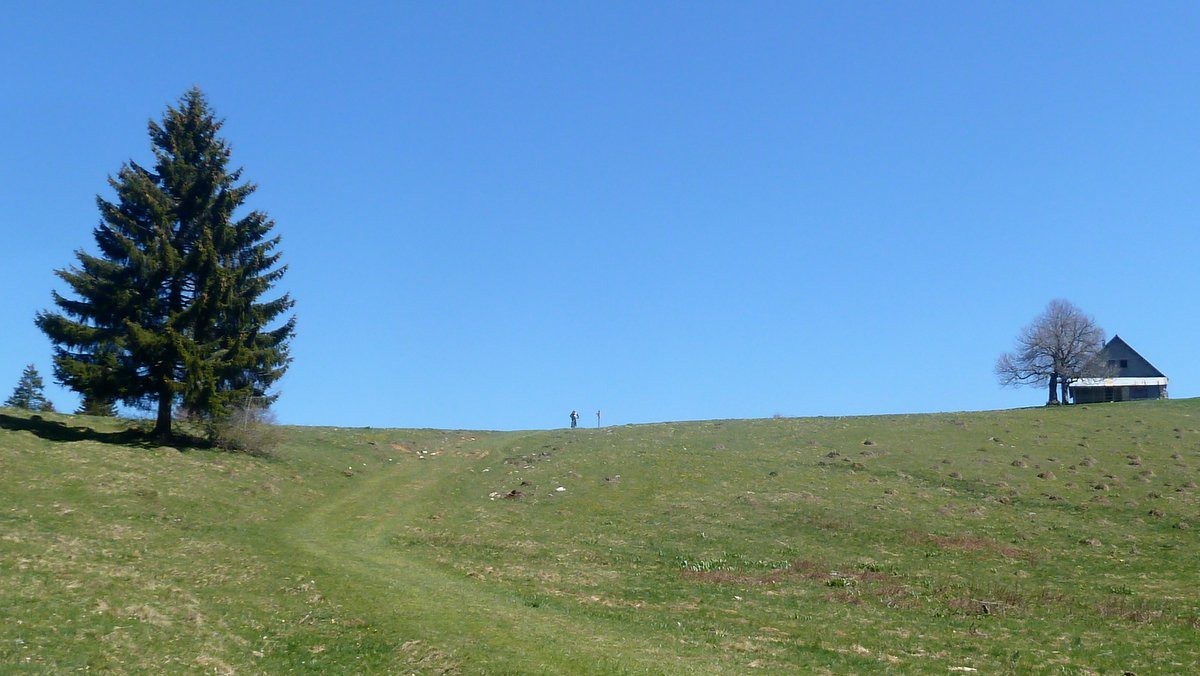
[570,410,579,428]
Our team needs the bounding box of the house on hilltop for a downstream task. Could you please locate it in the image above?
[1070,335,1168,403]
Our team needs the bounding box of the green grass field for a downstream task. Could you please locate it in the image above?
[2,400,1199,673]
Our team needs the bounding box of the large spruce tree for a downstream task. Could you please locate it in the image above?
[37,88,294,438]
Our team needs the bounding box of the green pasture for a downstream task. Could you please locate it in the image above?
[2,400,1198,672]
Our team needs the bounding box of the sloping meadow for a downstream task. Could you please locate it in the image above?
[2,401,1198,672]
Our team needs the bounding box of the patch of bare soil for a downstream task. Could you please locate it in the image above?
[908,530,1030,561]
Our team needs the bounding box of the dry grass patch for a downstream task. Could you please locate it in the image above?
[907,531,1029,560]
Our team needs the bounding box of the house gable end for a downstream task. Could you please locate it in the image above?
[1093,335,1165,379]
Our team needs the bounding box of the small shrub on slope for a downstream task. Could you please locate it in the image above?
[208,404,283,457]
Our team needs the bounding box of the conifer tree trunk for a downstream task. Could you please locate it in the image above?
[154,391,173,438]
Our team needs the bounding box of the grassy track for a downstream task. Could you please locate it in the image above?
[2,401,1199,672]
[286,445,725,674]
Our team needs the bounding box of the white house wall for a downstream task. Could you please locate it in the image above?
[1072,377,1168,388]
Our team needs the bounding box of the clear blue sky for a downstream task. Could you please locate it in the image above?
[3,2,1198,430]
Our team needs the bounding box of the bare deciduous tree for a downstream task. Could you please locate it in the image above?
[995,299,1106,405]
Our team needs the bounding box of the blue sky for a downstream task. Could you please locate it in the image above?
[3,2,1198,430]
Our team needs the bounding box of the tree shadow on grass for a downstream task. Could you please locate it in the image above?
[0,412,204,450]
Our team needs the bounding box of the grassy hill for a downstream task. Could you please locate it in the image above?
[2,400,1199,673]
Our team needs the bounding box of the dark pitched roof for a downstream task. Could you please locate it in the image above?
[1089,335,1166,379]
